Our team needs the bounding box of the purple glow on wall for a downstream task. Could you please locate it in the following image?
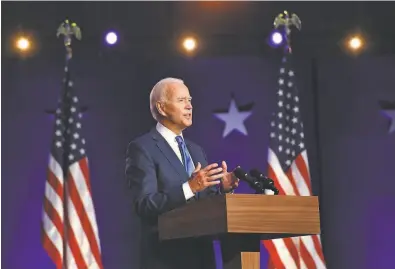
[2,54,395,269]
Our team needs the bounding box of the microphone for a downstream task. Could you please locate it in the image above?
[250,169,274,185]
[233,167,265,194]
[250,169,280,195]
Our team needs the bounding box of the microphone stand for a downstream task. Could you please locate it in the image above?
[250,180,267,195]
[250,175,280,195]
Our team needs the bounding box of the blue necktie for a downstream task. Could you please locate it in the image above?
[175,136,195,177]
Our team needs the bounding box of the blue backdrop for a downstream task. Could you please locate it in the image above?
[2,53,395,269]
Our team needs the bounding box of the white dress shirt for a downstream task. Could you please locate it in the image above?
[156,122,195,200]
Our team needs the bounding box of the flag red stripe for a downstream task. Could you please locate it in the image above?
[47,169,64,199]
[267,257,276,269]
[65,210,88,268]
[267,165,286,195]
[79,158,92,194]
[312,235,326,263]
[41,226,63,269]
[294,155,325,266]
[295,154,312,193]
[68,171,104,269]
[300,240,316,269]
[285,169,301,196]
[268,154,299,196]
[263,240,286,269]
[43,197,64,236]
[284,237,300,268]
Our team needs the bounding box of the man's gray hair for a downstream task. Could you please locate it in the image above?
[149,77,184,121]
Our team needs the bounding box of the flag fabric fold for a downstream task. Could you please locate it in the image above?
[41,63,104,269]
[262,48,326,269]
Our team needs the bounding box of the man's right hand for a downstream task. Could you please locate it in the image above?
[188,162,223,193]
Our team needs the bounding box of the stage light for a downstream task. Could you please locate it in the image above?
[182,37,197,52]
[348,36,363,51]
[9,31,38,58]
[268,30,284,48]
[271,32,283,45]
[342,33,367,56]
[105,32,118,45]
[16,37,30,51]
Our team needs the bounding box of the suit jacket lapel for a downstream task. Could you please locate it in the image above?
[150,128,189,181]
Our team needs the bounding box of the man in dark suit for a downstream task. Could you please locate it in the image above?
[125,77,239,269]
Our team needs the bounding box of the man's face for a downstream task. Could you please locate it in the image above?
[159,82,193,131]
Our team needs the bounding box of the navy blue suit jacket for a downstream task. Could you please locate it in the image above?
[125,128,219,269]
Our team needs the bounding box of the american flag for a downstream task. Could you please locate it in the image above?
[41,63,104,269]
[262,48,326,269]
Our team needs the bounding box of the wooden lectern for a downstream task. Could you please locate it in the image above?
[158,194,321,269]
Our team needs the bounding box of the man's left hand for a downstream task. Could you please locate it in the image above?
[221,161,240,192]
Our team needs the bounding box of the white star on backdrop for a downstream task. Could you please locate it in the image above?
[214,98,252,138]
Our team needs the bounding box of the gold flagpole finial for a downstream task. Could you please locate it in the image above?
[56,19,82,61]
